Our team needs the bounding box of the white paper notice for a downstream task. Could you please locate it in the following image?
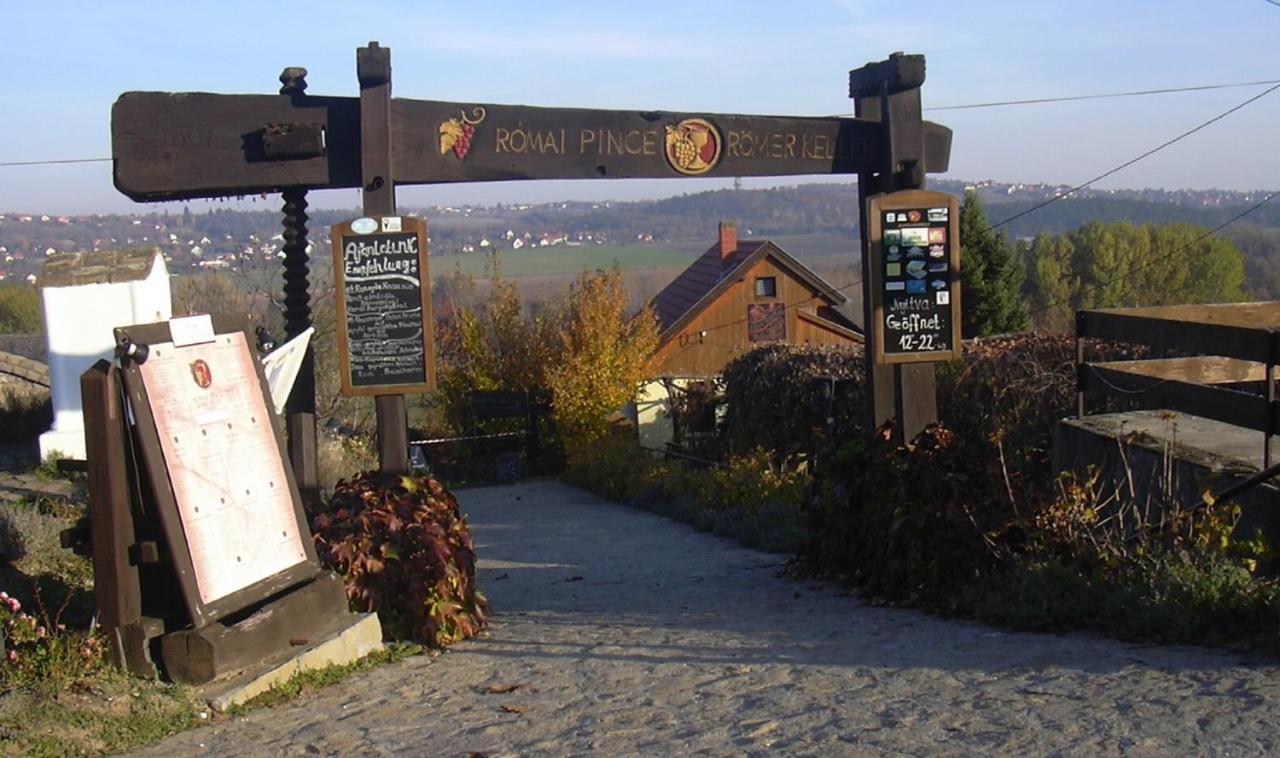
[168,314,217,347]
[139,333,308,605]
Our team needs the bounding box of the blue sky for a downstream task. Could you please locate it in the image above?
[1,0,1277,214]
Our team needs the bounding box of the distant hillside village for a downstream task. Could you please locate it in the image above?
[0,179,1276,284]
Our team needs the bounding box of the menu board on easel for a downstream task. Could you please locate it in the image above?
[115,314,319,628]
[867,190,962,364]
[331,215,435,396]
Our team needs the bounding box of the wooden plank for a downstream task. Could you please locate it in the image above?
[112,91,952,201]
[1087,301,1280,330]
[1097,356,1270,385]
[357,43,411,477]
[80,360,142,670]
[1083,364,1270,432]
[1078,308,1274,362]
[159,573,349,685]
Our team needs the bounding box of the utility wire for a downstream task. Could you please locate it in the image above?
[1026,188,1280,320]
[681,83,1280,342]
[989,81,1280,231]
[925,79,1280,111]
[0,157,110,167]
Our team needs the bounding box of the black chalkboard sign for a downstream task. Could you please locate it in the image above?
[331,216,435,395]
[868,190,961,364]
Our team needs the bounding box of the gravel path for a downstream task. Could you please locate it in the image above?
[136,480,1280,756]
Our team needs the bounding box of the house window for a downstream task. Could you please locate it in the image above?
[754,276,777,298]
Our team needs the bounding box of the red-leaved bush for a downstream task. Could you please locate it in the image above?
[312,472,487,647]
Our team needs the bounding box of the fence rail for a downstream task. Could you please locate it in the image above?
[1076,303,1280,467]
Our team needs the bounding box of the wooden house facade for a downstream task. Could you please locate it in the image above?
[645,222,862,378]
[635,223,862,449]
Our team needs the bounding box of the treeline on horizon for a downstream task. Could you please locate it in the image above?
[5,181,1279,254]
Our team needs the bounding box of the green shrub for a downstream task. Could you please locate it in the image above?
[312,472,487,647]
[564,435,670,503]
[567,437,809,554]
[968,554,1280,648]
[0,384,51,445]
[720,344,864,461]
[0,585,104,693]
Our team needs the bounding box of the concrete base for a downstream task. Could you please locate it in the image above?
[1055,410,1280,560]
[38,426,86,462]
[201,611,383,712]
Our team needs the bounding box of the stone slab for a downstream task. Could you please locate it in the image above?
[1055,410,1280,566]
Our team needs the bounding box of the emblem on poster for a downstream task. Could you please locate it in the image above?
[189,359,213,389]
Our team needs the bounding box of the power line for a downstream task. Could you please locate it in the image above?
[1027,188,1280,319]
[924,79,1280,111]
[0,157,110,167]
[989,82,1280,231]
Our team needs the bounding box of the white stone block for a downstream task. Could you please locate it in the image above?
[38,249,171,460]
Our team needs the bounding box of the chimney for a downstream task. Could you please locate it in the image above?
[718,221,737,265]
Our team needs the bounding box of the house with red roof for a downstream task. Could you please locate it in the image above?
[645,222,862,377]
[636,222,862,447]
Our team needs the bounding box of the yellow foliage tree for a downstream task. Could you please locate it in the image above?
[544,267,659,458]
[435,262,658,461]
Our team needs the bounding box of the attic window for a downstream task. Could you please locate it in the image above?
[754,276,777,298]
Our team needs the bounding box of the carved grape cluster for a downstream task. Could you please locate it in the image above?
[438,107,487,162]
[670,132,698,169]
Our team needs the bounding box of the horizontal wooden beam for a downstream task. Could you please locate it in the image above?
[1078,308,1276,363]
[1096,356,1270,385]
[112,92,952,201]
[1083,363,1272,432]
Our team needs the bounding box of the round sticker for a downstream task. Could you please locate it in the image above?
[351,217,378,235]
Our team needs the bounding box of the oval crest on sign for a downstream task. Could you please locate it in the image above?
[350,217,378,235]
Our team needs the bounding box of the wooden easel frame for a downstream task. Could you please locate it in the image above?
[114,314,319,628]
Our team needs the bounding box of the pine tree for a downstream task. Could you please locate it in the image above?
[958,190,1030,338]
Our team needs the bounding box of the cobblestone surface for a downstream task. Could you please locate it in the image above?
[134,480,1280,756]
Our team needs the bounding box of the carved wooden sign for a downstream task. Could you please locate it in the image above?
[111,94,952,201]
[867,189,962,364]
[330,215,434,395]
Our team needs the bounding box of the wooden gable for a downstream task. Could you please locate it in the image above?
[645,242,862,377]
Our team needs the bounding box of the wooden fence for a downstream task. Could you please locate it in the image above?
[1076,302,1280,467]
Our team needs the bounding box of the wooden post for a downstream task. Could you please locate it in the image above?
[81,359,164,677]
[278,67,319,507]
[852,53,937,444]
[358,41,409,475]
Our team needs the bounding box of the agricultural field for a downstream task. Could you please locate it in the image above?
[426,233,858,281]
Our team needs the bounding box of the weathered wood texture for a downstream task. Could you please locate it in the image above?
[1078,305,1280,363]
[357,42,411,476]
[1100,356,1270,385]
[159,572,350,685]
[1081,365,1272,433]
[1077,301,1280,465]
[81,360,145,672]
[852,53,937,443]
[112,93,952,201]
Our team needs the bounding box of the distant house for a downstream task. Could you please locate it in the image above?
[645,222,861,377]
[636,222,861,448]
